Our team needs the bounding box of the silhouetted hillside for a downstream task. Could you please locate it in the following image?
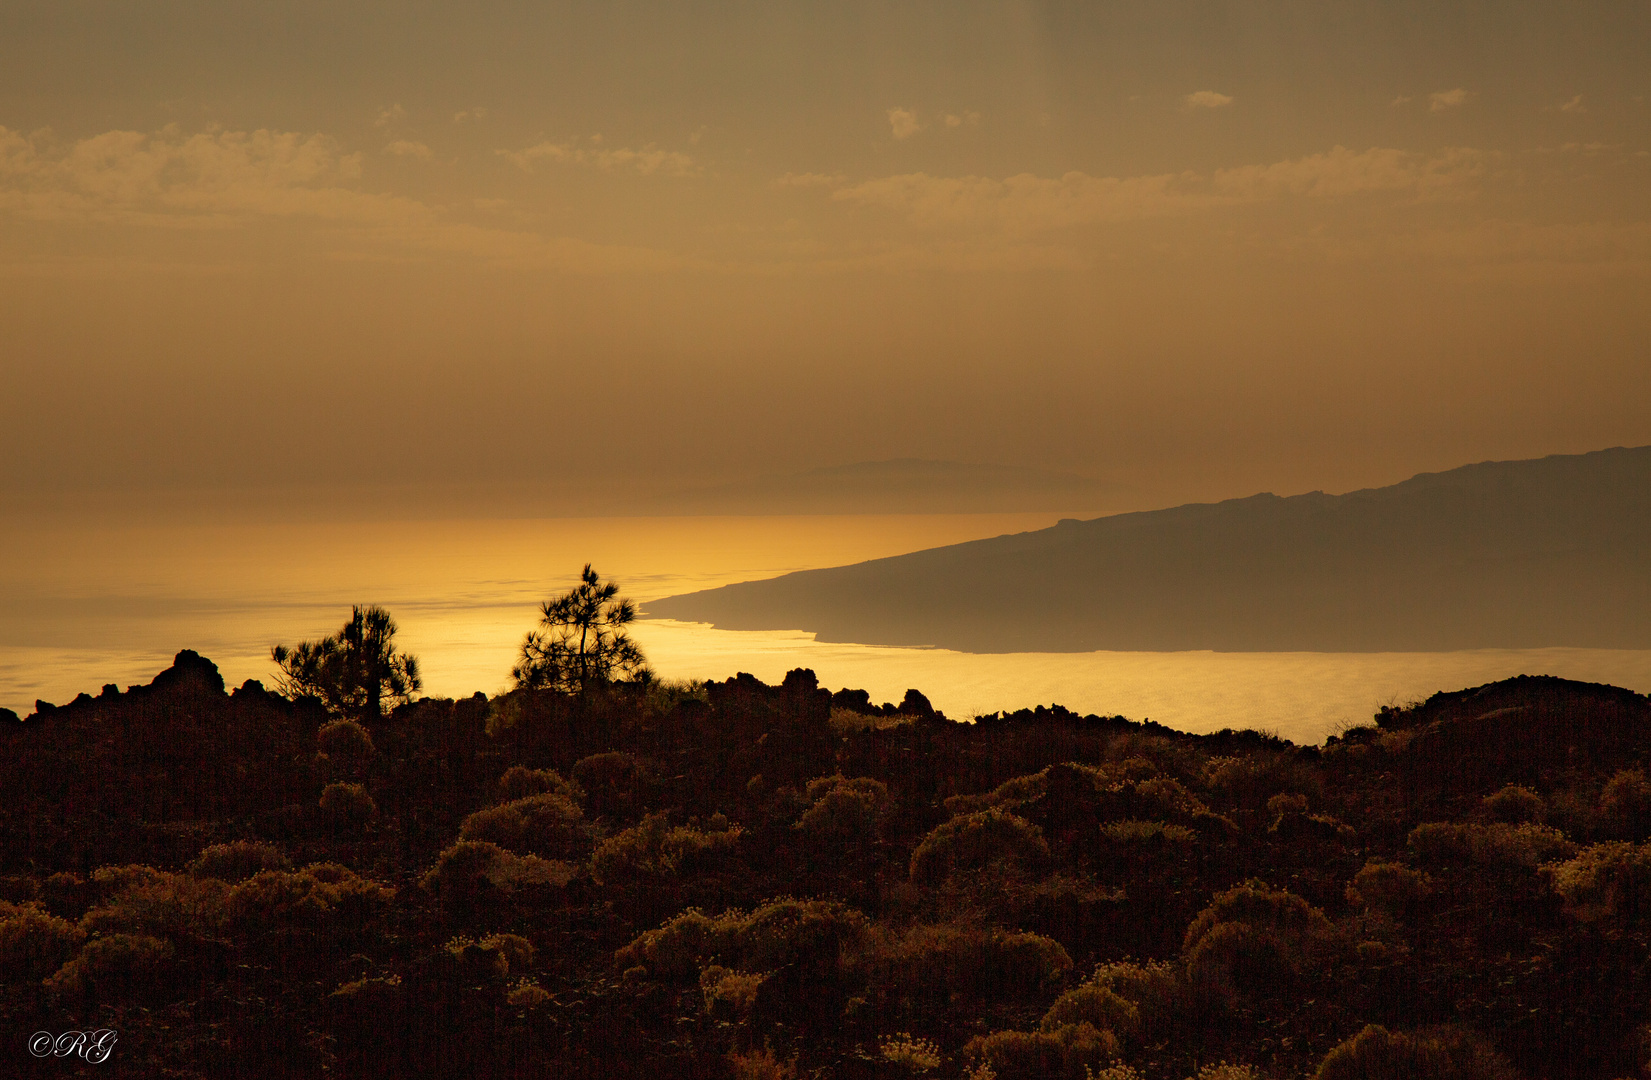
[6,656,1651,1079]
[647,446,1651,651]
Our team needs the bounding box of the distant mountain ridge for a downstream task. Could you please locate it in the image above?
[645,446,1651,652]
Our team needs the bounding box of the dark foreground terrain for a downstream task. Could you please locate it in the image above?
[5,656,1651,1079]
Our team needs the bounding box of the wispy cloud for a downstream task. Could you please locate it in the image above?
[773,171,845,189]
[1429,88,1471,112]
[385,140,432,159]
[887,108,921,140]
[375,105,406,128]
[1554,95,1586,115]
[829,146,1486,235]
[1184,91,1234,110]
[943,111,982,128]
[0,125,686,273]
[499,138,699,176]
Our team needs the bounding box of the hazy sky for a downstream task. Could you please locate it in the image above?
[3,1,1648,514]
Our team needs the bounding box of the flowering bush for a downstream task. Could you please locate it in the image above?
[795,775,890,843]
[421,840,575,906]
[319,781,378,826]
[1346,860,1433,919]
[1313,1024,1516,1080]
[1543,841,1651,925]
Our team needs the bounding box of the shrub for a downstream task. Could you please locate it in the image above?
[1346,860,1433,919]
[45,934,174,999]
[317,719,375,760]
[962,1023,1119,1080]
[1313,1024,1517,1080]
[1480,785,1545,824]
[1087,960,1188,1037]
[507,981,553,1008]
[1544,842,1651,925]
[572,751,655,817]
[590,812,742,884]
[796,775,890,843]
[854,922,1073,1005]
[459,792,587,859]
[188,840,292,882]
[80,869,229,940]
[1183,880,1333,956]
[497,765,583,804]
[615,898,868,982]
[699,964,766,1017]
[0,908,87,981]
[728,1047,795,1080]
[1099,820,1196,849]
[1600,770,1651,838]
[880,1033,943,1071]
[1267,792,1310,820]
[319,782,378,825]
[1040,983,1140,1037]
[422,841,576,906]
[1183,881,1332,1006]
[223,864,394,933]
[1408,822,1575,868]
[1187,1067,1262,1080]
[909,809,1050,884]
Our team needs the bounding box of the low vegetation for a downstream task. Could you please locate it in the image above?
[4,648,1650,1079]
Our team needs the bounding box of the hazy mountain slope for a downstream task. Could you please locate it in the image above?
[645,446,1651,652]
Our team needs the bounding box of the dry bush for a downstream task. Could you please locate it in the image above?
[830,707,911,735]
[962,1022,1119,1080]
[317,719,375,760]
[319,781,378,825]
[497,765,583,804]
[727,1047,796,1080]
[796,775,891,843]
[0,907,87,981]
[1087,960,1188,1037]
[1480,785,1545,824]
[1186,1066,1261,1080]
[422,840,575,906]
[909,809,1050,884]
[442,931,535,974]
[944,768,1067,815]
[507,981,553,1008]
[45,933,174,998]
[1040,983,1140,1037]
[459,792,587,859]
[1204,752,1319,810]
[879,1032,943,1071]
[699,964,767,1018]
[188,840,292,882]
[1543,842,1651,925]
[1183,880,1333,1006]
[1313,1024,1516,1080]
[1266,793,1310,820]
[1346,860,1433,919]
[1408,822,1575,868]
[589,812,743,884]
[1099,820,1196,850]
[1600,769,1651,838]
[572,751,655,817]
[615,897,868,982]
[81,868,229,940]
[854,922,1073,1004]
[222,863,394,933]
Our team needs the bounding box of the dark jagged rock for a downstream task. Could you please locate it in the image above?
[146,648,228,697]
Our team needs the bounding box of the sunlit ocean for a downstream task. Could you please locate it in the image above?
[4,511,1648,745]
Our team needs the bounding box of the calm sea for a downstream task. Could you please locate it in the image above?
[4,511,1648,745]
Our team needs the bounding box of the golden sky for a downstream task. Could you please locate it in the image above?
[2,2,1648,514]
